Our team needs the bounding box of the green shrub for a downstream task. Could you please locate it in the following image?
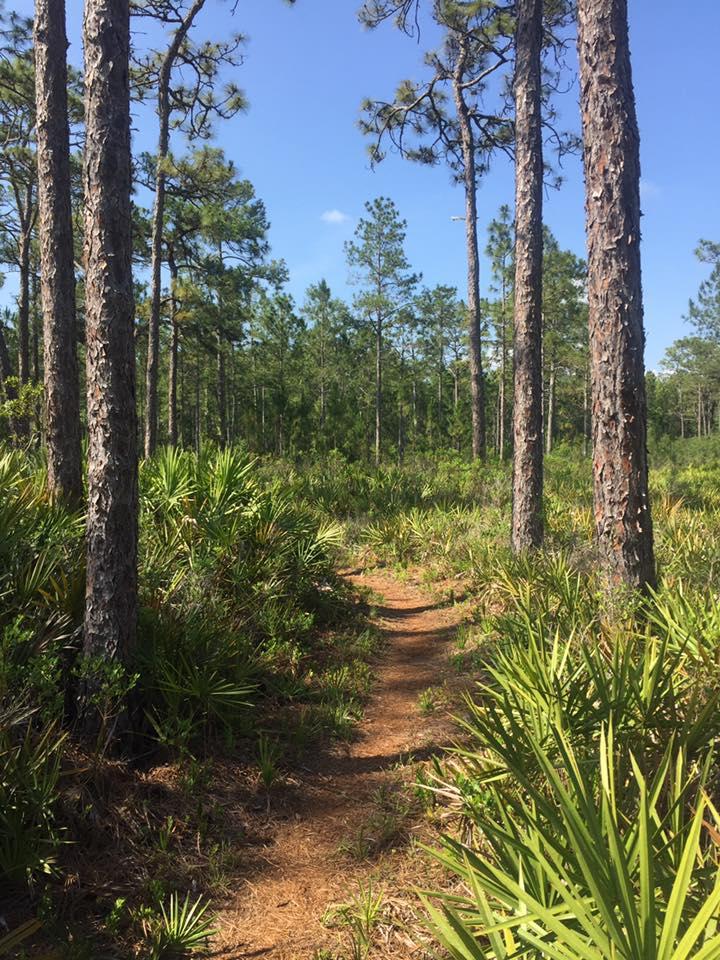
[0,704,63,888]
[422,549,720,959]
[423,732,720,960]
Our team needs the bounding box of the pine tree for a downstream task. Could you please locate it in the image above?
[415,285,463,449]
[511,0,544,552]
[136,146,279,447]
[541,231,587,453]
[686,240,720,340]
[82,0,138,723]
[361,2,515,460]
[577,0,655,589]
[486,206,514,460]
[134,1,245,457]
[34,0,82,504]
[302,280,351,452]
[345,197,418,466]
[0,13,37,404]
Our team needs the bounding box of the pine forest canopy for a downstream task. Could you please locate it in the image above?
[0,0,715,594]
[0,0,714,468]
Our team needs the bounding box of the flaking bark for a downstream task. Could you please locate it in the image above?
[34,0,83,505]
[82,0,138,703]
[577,0,655,590]
[511,0,544,552]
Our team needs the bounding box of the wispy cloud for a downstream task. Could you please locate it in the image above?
[640,178,661,200]
[321,208,350,225]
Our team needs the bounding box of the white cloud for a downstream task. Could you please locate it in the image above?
[321,208,350,225]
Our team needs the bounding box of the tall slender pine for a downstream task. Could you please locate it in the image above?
[82,0,138,715]
[511,0,544,551]
[34,0,82,504]
[577,0,655,589]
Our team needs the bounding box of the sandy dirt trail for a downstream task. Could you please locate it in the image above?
[214,570,464,959]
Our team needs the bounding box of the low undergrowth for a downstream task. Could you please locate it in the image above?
[0,445,379,956]
[5,438,720,958]
[272,440,720,959]
[421,554,720,959]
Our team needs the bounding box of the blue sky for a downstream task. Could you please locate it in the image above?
[8,0,720,368]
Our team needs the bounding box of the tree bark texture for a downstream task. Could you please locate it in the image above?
[577,0,655,590]
[82,0,138,679]
[511,0,544,552]
[35,0,83,504]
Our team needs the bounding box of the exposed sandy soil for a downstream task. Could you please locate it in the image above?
[212,569,466,959]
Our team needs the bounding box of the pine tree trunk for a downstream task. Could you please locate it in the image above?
[577,0,655,590]
[319,333,326,445]
[194,359,201,453]
[494,388,500,456]
[0,322,13,397]
[411,375,417,438]
[499,302,506,461]
[453,50,485,461]
[31,272,41,383]
[168,315,179,447]
[17,225,32,387]
[261,384,266,451]
[31,272,42,443]
[228,344,236,443]
[82,0,138,714]
[583,369,589,456]
[145,0,206,459]
[375,314,382,466]
[546,363,555,454]
[437,343,443,442]
[216,329,227,446]
[35,0,83,504]
[167,255,179,446]
[511,0,544,552]
[15,215,33,452]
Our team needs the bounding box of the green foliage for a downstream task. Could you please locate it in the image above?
[410,480,720,959]
[685,239,720,340]
[3,437,720,954]
[423,735,720,960]
[0,379,43,438]
[267,442,720,960]
[0,443,360,901]
[324,882,385,960]
[256,732,283,791]
[136,446,349,754]
[0,705,63,888]
[144,892,215,959]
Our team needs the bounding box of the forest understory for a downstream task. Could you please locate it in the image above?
[5,445,720,959]
[4,561,473,959]
[3,0,720,956]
